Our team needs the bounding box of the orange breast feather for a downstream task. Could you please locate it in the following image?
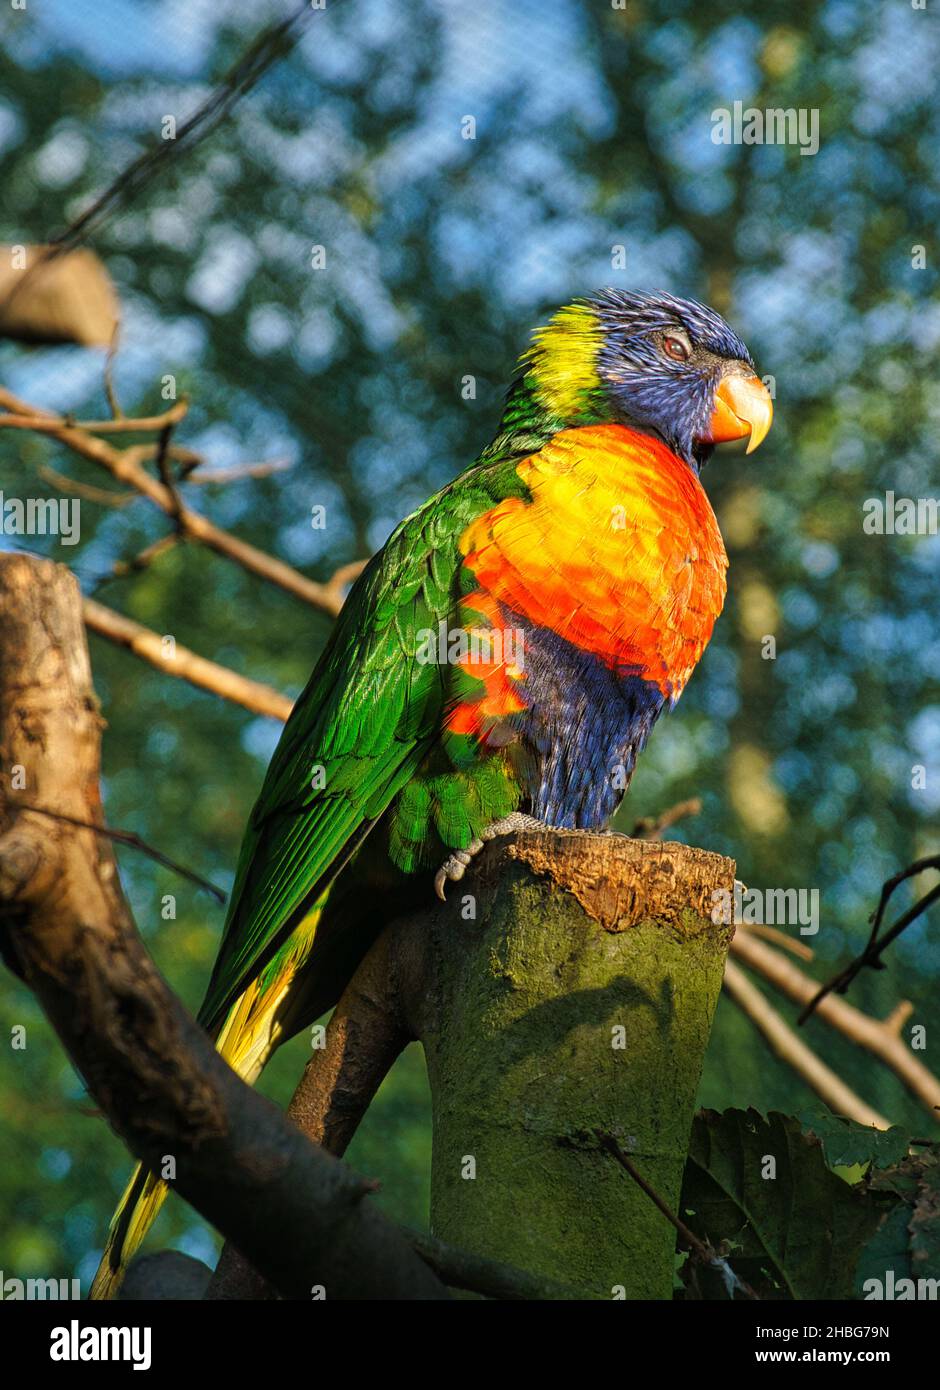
[459,425,728,700]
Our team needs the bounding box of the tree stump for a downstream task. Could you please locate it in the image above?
[409,832,735,1298]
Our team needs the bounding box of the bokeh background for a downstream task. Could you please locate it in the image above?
[0,0,938,1288]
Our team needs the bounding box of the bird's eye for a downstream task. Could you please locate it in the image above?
[663,334,691,362]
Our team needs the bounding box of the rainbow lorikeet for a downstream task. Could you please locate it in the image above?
[91,288,772,1297]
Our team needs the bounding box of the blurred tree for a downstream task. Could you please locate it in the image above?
[0,0,936,1283]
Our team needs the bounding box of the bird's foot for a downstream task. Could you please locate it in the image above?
[433,812,547,901]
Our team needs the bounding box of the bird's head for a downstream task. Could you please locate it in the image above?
[504,288,773,469]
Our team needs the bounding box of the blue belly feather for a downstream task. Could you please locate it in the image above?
[510,618,667,828]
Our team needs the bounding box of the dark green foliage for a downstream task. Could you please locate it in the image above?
[680,1110,940,1300]
[856,1149,940,1293]
[679,1109,893,1299]
[800,1111,911,1170]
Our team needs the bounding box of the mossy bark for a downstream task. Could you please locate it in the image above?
[415,831,735,1300]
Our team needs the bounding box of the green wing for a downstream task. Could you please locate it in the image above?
[197,468,503,1032]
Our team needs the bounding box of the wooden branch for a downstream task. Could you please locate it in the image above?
[731,929,940,1120]
[0,799,225,903]
[95,533,181,586]
[155,423,184,529]
[0,400,188,434]
[209,923,414,1299]
[321,558,370,608]
[284,926,413,1155]
[630,796,701,840]
[38,464,135,508]
[738,921,815,961]
[408,1230,591,1302]
[9,0,318,265]
[0,552,446,1301]
[122,441,205,474]
[186,459,293,485]
[83,597,293,722]
[722,960,890,1130]
[0,386,349,617]
[103,327,123,420]
[597,1130,759,1300]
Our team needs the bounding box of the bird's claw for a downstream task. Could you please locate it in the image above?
[433,812,547,901]
[434,840,483,901]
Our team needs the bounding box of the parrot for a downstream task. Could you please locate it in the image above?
[91,288,772,1298]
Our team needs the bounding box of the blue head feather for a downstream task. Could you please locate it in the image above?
[589,288,756,468]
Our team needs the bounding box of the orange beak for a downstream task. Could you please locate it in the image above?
[707,372,774,454]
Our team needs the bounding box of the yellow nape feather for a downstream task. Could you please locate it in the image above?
[524,301,602,420]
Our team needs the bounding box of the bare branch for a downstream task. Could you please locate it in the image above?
[0,384,349,617]
[0,796,225,903]
[597,1130,759,1301]
[29,4,318,256]
[83,597,294,722]
[94,534,181,587]
[723,959,891,1130]
[321,557,370,609]
[0,398,189,434]
[103,326,123,420]
[630,797,701,840]
[409,1231,590,1301]
[186,459,293,485]
[738,920,815,961]
[38,464,135,508]
[730,929,940,1119]
[155,423,184,529]
[121,441,206,475]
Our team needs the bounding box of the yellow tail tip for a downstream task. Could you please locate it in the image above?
[90,1167,168,1301]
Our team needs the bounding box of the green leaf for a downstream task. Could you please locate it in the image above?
[856,1149,940,1295]
[799,1111,911,1170]
[680,1108,891,1300]
[854,1203,915,1295]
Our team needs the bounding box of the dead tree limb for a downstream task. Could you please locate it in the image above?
[0,385,350,616]
[410,832,735,1299]
[731,929,940,1120]
[799,857,940,1024]
[209,921,592,1303]
[722,960,889,1130]
[0,552,446,1301]
[83,596,294,722]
